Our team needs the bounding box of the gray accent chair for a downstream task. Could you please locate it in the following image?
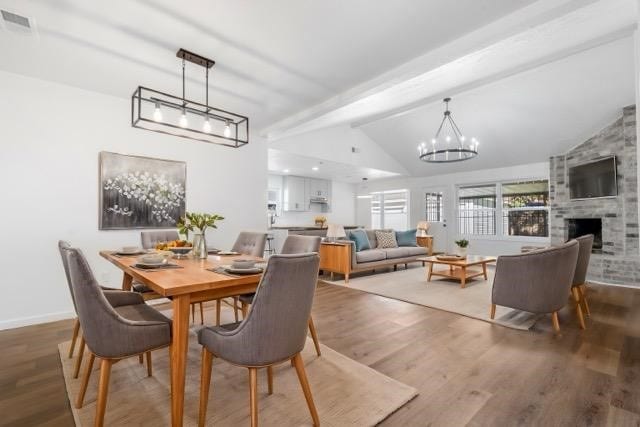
[140,230,205,325]
[198,253,321,427]
[571,234,594,329]
[63,245,172,426]
[239,235,323,356]
[490,240,579,333]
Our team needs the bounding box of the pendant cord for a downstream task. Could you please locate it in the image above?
[182,58,186,107]
[205,67,209,110]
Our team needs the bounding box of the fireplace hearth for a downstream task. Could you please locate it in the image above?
[565,218,602,253]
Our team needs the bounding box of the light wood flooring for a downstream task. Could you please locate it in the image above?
[1,281,640,426]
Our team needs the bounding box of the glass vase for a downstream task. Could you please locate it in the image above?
[192,232,208,259]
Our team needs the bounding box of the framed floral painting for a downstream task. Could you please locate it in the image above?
[99,151,186,229]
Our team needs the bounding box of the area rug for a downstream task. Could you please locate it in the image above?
[320,265,543,330]
[58,337,417,426]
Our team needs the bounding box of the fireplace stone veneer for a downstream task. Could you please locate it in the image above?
[550,105,639,287]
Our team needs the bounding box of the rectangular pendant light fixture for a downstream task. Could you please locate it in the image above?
[131,49,249,148]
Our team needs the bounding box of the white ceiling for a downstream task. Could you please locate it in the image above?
[359,36,635,177]
[268,149,400,183]
[0,0,534,130]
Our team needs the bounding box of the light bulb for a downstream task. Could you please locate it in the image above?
[179,110,188,128]
[224,122,231,138]
[312,166,319,171]
[203,118,211,133]
[153,104,162,122]
[460,135,466,142]
[446,135,451,142]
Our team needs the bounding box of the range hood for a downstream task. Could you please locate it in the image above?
[309,196,329,204]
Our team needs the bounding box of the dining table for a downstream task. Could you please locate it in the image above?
[100,250,264,427]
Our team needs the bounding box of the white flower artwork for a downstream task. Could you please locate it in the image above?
[99,152,186,229]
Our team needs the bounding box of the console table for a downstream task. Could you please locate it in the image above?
[319,241,352,282]
[416,235,434,255]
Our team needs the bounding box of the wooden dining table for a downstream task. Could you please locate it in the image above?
[100,251,264,427]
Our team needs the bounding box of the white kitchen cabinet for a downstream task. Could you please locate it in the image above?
[283,176,306,211]
[307,178,330,199]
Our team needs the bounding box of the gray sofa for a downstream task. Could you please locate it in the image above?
[337,229,428,281]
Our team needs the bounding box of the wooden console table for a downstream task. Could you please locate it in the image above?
[417,235,434,255]
[319,241,352,282]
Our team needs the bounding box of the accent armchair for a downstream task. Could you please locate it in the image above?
[198,253,321,427]
[490,240,579,332]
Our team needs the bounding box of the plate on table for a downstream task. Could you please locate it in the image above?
[207,248,221,254]
[134,261,168,269]
[224,266,264,275]
[218,251,240,256]
[114,248,147,256]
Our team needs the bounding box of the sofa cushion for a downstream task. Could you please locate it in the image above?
[348,229,371,252]
[396,229,417,247]
[365,230,378,249]
[383,247,410,259]
[355,249,387,263]
[375,230,398,248]
[404,246,428,256]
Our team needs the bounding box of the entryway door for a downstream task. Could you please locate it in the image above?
[421,186,450,254]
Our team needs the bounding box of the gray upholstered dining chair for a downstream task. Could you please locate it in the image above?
[198,253,321,427]
[219,231,268,325]
[140,230,205,325]
[490,240,579,333]
[58,240,127,379]
[571,234,594,329]
[239,235,323,356]
[63,245,172,427]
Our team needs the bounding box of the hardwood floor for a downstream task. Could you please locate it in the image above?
[1,281,640,426]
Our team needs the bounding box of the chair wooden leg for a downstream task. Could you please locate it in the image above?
[242,301,249,318]
[249,367,259,427]
[73,336,86,379]
[292,353,320,426]
[145,351,153,377]
[216,299,222,326]
[572,287,586,330]
[579,284,591,317]
[69,319,80,358]
[95,359,113,427]
[198,348,213,427]
[138,354,144,364]
[490,304,496,320]
[233,297,240,322]
[76,352,95,408]
[192,303,196,324]
[199,302,204,325]
[308,317,322,356]
[551,312,560,333]
[267,366,274,395]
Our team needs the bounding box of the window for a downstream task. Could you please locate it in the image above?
[502,180,549,237]
[457,185,496,235]
[371,190,409,230]
[425,192,443,222]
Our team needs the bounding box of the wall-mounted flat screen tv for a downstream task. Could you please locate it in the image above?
[569,156,617,200]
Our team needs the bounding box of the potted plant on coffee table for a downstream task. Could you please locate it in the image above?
[454,239,469,257]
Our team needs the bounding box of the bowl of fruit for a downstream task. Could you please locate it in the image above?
[156,240,193,258]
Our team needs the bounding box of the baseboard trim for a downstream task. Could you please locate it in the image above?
[588,279,639,289]
[0,310,75,331]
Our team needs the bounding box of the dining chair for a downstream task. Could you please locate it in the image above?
[490,240,579,333]
[198,253,321,427]
[219,231,268,325]
[571,234,594,329]
[63,245,172,426]
[239,235,323,356]
[140,230,205,325]
[58,240,127,379]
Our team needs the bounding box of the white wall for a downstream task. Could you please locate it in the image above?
[268,174,357,226]
[356,162,550,255]
[0,70,268,330]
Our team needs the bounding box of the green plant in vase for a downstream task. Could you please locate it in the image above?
[177,212,224,258]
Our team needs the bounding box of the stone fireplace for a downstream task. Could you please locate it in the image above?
[550,105,639,286]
